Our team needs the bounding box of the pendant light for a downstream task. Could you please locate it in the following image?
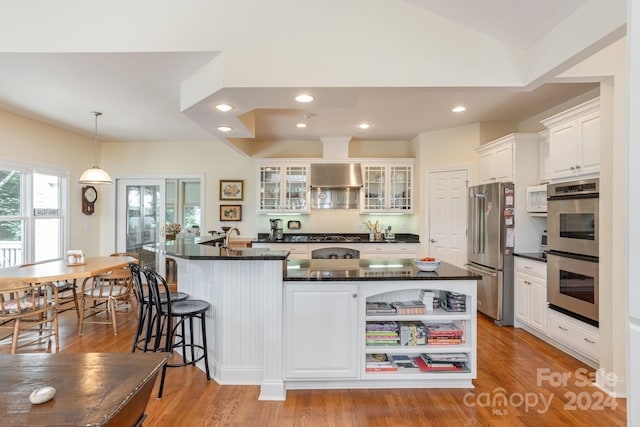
[79,111,112,185]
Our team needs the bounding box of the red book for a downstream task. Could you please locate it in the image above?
[414,356,462,371]
[366,366,398,372]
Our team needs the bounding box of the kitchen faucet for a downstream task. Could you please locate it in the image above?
[224,227,241,248]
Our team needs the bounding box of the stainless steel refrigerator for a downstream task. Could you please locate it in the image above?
[466,182,515,326]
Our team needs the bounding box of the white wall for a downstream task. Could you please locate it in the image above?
[0,110,100,256]
[100,140,256,251]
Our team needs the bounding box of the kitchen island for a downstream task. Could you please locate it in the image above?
[156,240,479,400]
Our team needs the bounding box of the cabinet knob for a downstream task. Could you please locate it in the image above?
[352,293,358,298]
[430,238,437,243]
[524,280,532,285]
[575,165,581,169]
[570,166,576,170]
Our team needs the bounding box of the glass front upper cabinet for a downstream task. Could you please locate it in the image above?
[258,163,309,213]
[362,163,413,213]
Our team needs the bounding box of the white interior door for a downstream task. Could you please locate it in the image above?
[427,169,468,267]
[116,179,165,271]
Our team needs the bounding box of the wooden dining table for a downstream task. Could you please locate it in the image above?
[0,256,136,284]
[0,352,169,427]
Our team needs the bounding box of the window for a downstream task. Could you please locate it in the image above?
[0,165,67,268]
[165,179,201,230]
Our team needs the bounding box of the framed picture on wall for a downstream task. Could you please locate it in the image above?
[220,205,242,221]
[220,180,244,201]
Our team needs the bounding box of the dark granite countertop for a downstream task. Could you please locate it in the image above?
[514,252,548,263]
[144,238,289,260]
[254,233,420,244]
[285,258,480,281]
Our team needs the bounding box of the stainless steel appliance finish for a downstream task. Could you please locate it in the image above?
[466,182,515,326]
[310,188,359,209]
[546,178,599,325]
[311,247,360,259]
[269,218,283,241]
[547,252,599,326]
[547,178,599,258]
[541,230,548,253]
[309,163,363,189]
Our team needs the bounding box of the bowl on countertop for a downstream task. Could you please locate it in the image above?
[414,258,441,271]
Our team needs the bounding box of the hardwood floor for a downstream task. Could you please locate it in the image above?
[1,307,627,426]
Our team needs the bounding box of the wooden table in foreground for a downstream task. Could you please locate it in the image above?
[0,256,136,284]
[0,352,168,427]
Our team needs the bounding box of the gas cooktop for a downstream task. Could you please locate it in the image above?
[307,235,362,242]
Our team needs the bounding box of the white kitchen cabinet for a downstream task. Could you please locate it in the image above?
[538,130,550,183]
[252,242,309,259]
[514,257,547,335]
[361,161,414,213]
[541,97,600,180]
[257,161,309,213]
[360,243,420,259]
[476,133,540,185]
[253,242,418,260]
[478,139,513,183]
[284,283,359,379]
[548,309,599,363]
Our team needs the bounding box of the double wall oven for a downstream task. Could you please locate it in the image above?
[546,178,599,326]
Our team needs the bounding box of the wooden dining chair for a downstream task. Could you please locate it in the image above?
[20,262,80,319]
[0,280,59,354]
[77,253,139,336]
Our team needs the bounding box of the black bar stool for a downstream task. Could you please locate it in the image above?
[142,267,211,398]
[129,263,189,353]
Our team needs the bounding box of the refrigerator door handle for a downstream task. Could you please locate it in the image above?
[465,263,498,277]
[472,194,486,255]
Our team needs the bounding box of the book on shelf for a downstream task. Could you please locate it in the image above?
[389,354,417,368]
[366,353,391,366]
[366,302,397,315]
[391,300,426,315]
[366,366,399,372]
[398,321,427,346]
[366,321,399,332]
[441,292,467,312]
[365,353,398,372]
[425,322,463,336]
[423,353,469,363]
[414,356,466,372]
[366,340,400,346]
[415,354,468,371]
[427,338,462,345]
[419,290,435,311]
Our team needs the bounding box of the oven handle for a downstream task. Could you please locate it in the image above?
[547,193,599,201]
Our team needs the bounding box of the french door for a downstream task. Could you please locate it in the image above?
[116,179,166,271]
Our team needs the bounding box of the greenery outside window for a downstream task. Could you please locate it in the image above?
[0,166,66,268]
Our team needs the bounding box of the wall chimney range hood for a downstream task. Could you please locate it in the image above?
[309,163,363,189]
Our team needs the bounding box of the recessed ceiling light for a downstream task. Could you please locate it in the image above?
[452,106,466,113]
[358,123,371,130]
[295,94,314,103]
[217,126,233,132]
[296,123,307,128]
[216,104,234,112]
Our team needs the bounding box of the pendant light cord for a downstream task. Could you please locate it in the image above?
[91,111,102,167]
